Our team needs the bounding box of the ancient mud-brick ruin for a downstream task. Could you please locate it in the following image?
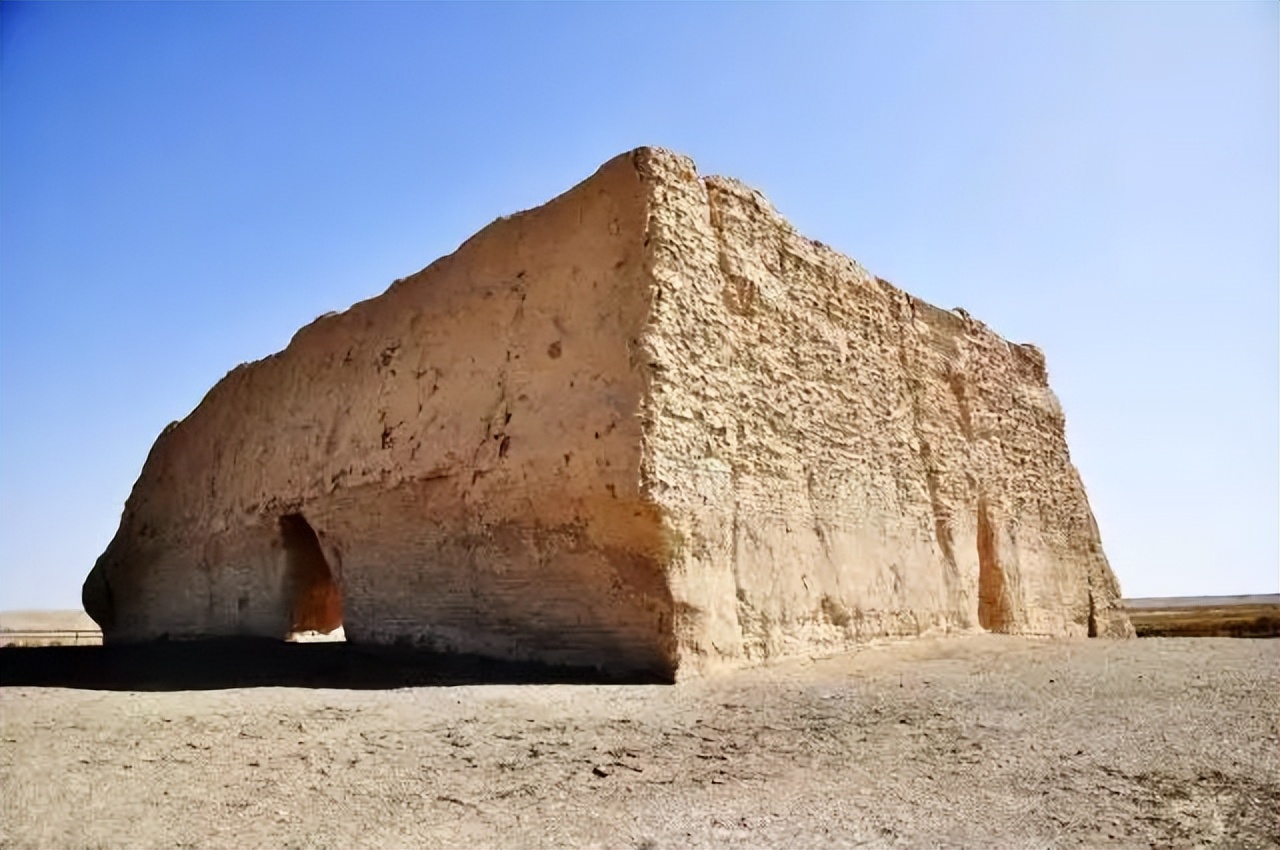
[83,148,1132,679]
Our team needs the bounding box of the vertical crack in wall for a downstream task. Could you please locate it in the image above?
[1087,584,1098,638]
[976,496,1011,632]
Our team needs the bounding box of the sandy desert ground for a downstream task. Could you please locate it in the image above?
[2,634,1277,849]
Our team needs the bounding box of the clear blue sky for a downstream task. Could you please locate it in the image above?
[1,2,1275,609]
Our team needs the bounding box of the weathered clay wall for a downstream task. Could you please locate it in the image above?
[85,152,677,676]
[86,146,1129,680]
[634,150,1131,673]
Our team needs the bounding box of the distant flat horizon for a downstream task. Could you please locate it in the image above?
[1122,594,1280,610]
[0,609,98,632]
[7,596,1280,630]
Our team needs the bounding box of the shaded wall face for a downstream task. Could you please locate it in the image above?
[636,154,1131,671]
[299,479,673,677]
[90,522,295,641]
[88,151,678,676]
[99,513,343,642]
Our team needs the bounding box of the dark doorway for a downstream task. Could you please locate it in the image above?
[279,514,344,637]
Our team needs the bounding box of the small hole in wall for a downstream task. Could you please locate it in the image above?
[280,513,345,642]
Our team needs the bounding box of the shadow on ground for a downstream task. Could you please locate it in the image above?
[0,640,670,690]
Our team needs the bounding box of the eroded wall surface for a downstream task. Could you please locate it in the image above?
[85,152,677,677]
[85,146,1130,680]
[633,150,1131,673]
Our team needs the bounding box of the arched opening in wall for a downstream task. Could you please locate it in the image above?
[280,513,345,641]
[976,498,1011,633]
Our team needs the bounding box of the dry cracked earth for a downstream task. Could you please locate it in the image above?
[2,635,1276,849]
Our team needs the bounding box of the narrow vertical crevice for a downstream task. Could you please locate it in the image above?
[279,513,344,636]
[976,496,1011,633]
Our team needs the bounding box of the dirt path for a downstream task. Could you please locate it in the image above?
[2,636,1276,849]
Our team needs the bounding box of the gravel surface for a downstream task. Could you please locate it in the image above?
[2,635,1276,849]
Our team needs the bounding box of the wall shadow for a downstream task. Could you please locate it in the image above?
[0,640,672,691]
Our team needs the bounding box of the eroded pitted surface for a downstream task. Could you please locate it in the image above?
[86,152,677,677]
[85,147,1129,677]
[635,150,1130,672]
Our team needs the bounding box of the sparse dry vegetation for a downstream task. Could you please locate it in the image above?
[1126,597,1280,638]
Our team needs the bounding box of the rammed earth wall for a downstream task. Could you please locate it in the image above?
[85,148,1131,680]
